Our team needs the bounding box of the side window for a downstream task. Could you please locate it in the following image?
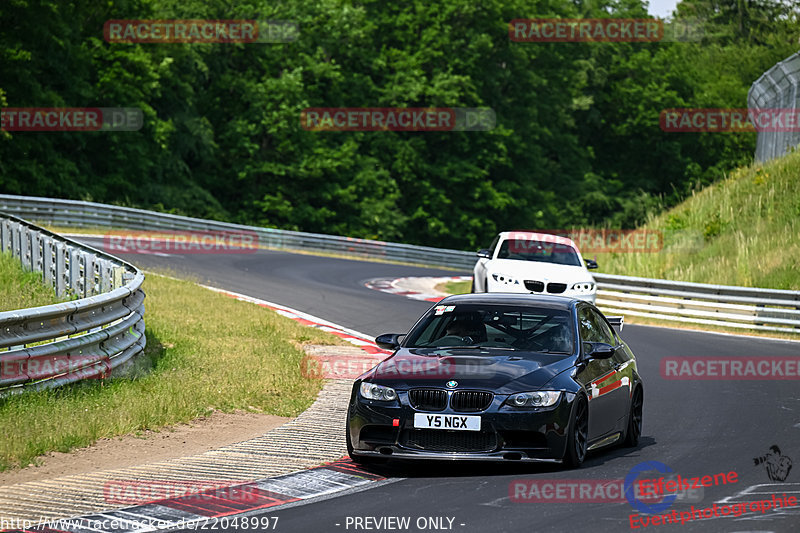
[588,309,616,345]
[578,307,615,345]
[578,308,598,342]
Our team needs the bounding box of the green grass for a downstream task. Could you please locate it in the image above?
[0,252,63,311]
[594,152,800,289]
[0,273,345,471]
[436,280,472,295]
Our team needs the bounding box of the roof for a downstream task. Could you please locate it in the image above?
[437,292,578,310]
[498,231,577,248]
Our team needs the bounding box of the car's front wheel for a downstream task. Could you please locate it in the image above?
[623,387,643,447]
[563,395,588,468]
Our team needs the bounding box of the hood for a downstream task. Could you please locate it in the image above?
[366,347,577,393]
[489,259,593,282]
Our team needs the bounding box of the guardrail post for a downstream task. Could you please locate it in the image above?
[19,228,33,270]
[31,231,43,274]
[55,242,67,297]
[11,222,21,259]
[42,235,54,288]
[69,248,81,297]
[0,220,9,253]
[85,254,96,296]
[113,266,124,290]
[99,260,112,293]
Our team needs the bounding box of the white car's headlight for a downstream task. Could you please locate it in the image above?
[571,282,595,293]
[505,391,561,408]
[360,382,398,401]
[491,273,520,285]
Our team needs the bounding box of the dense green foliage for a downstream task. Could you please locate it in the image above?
[1,0,798,249]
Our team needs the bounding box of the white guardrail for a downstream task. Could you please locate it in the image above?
[0,212,145,396]
[1,194,799,336]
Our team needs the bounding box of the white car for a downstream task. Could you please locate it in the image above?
[472,231,598,303]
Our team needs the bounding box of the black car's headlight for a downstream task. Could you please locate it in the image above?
[360,382,398,401]
[505,390,561,408]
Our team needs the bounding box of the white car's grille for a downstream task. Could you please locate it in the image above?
[524,280,567,294]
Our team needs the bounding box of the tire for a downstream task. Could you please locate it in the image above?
[563,395,589,469]
[470,278,476,293]
[623,387,643,447]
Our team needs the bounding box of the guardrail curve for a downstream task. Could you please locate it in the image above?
[0,212,146,396]
[1,194,798,335]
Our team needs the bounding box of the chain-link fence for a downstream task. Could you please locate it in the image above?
[748,51,800,162]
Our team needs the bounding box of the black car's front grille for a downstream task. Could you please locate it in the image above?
[400,429,498,452]
[408,389,447,411]
[547,282,567,294]
[524,280,544,292]
[450,391,493,412]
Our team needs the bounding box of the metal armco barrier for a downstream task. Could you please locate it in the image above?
[0,213,146,396]
[1,194,798,335]
[0,194,475,270]
[749,51,800,163]
[594,274,800,334]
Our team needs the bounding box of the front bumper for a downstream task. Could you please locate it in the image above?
[485,279,596,304]
[347,388,576,462]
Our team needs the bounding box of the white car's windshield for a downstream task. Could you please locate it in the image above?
[496,239,582,266]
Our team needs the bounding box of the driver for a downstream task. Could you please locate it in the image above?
[446,320,473,337]
[443,316,486,342]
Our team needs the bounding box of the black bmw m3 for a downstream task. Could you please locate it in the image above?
[346,293,643,468]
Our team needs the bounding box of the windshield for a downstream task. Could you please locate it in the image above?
[404,304,575,354]
[496,238,582,266]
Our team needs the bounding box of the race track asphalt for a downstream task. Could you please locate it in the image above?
[76,239,800,533]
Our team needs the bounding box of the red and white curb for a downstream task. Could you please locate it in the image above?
[4,459,386,533]
[365,276,471,302]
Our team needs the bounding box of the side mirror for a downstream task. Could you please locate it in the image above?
[375,333,404,350]
[476,248,492,259]
[584,259,598,269]
[584,342,615,359]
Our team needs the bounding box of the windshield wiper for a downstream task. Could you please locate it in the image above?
[419,345,518,351]
[477,346,517,350]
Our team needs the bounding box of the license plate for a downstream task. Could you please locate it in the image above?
[413,413,481,431]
